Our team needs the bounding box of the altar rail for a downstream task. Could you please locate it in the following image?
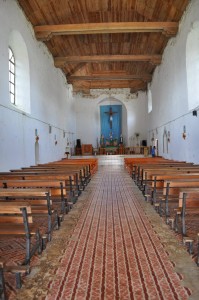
[99,146,150,155]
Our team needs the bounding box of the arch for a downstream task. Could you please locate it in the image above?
[186,21,199,110]
[8,30,30,113]
[98,97,128,145]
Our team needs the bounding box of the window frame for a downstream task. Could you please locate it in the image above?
[8,47,16,105]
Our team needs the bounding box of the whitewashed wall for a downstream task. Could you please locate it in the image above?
[148,0,199,163]
[0,1,76,171]
[75,91,148,147]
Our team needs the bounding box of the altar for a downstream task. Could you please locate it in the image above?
[99,146,118,155]
[105,146,118,155]
[99,144,125,155]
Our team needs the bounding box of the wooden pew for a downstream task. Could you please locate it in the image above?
[21,166,90,188]
[0,189,59,242]
[8,164,89,192]
[124,157,168,174]
[174,190,199,262]
[161,180,199,222]
[0,202,41,287]
[175,190,199,236]
[0,172,81,201]
[150,173,199,203]
[59,158,98,175]
[0,202,41,297]
[141,167,199,197]
[0,180,72,215]
[136,163,198,187]
[21,165,90,183]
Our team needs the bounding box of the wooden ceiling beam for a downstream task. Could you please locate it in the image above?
[68,74,152,83]
[66,63,87,76]
[73,81,147,90]
[35,22,178,41]
[55,54,162,67]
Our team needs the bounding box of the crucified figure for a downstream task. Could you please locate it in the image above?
[105,107,117,129]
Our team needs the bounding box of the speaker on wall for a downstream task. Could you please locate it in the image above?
[76,139,81,148]
[142,140,147,146]
[193,110,197,116]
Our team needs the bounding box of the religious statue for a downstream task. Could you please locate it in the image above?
[104,107,117,129]
[100,134,104,147]
[119,133,123,144]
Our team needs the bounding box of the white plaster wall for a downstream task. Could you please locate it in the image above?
[0,1,76,171]
[148,0,199,163]
[75,91,148,147]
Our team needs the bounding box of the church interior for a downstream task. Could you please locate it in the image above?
[0,0,199,299]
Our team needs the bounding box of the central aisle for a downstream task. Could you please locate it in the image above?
[44,163,189,300]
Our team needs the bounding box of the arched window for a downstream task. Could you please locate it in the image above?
[9,30,30,113]
[186,22,199,110]
[9,47,16,105]
[147,88,152,113]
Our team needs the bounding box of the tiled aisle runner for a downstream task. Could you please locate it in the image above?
[46,166,189,300]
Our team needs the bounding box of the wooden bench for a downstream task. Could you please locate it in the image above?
[0,202,42,263]
[0,189,59,242]
[150,173,199,203]
[174,190,199,235]
[0,173,81,201]
[59,158,98,175]
[8,165,88,193]
[0,202,41,294]
[28,166,90,189]
[173,190,199,262]
[135,163,198,188]
[124,157,167,174]
[141,167,199,200]
[160,180,199,222]
[0,180,73,215]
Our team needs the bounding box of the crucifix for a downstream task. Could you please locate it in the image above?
[104,106,117,129]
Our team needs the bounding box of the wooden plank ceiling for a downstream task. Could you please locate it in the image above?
[17,0,189,95]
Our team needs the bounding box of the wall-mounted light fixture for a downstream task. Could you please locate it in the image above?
[35,129,39,142]
[168,131,170,142]
[54,134,57,145]
[182,125,186,139]
[151,132,154,142]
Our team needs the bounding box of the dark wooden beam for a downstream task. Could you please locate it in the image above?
[35,22,178,41]
[54,54,162,67]
[68,74,152,83]
[72,80,147,90]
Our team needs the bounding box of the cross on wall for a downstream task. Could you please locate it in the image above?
[104,107,117,129]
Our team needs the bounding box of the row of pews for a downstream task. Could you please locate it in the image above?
[125,157,199,265]
[0,158,98,300]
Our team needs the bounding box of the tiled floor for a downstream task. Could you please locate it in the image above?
[13,156,199,299]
